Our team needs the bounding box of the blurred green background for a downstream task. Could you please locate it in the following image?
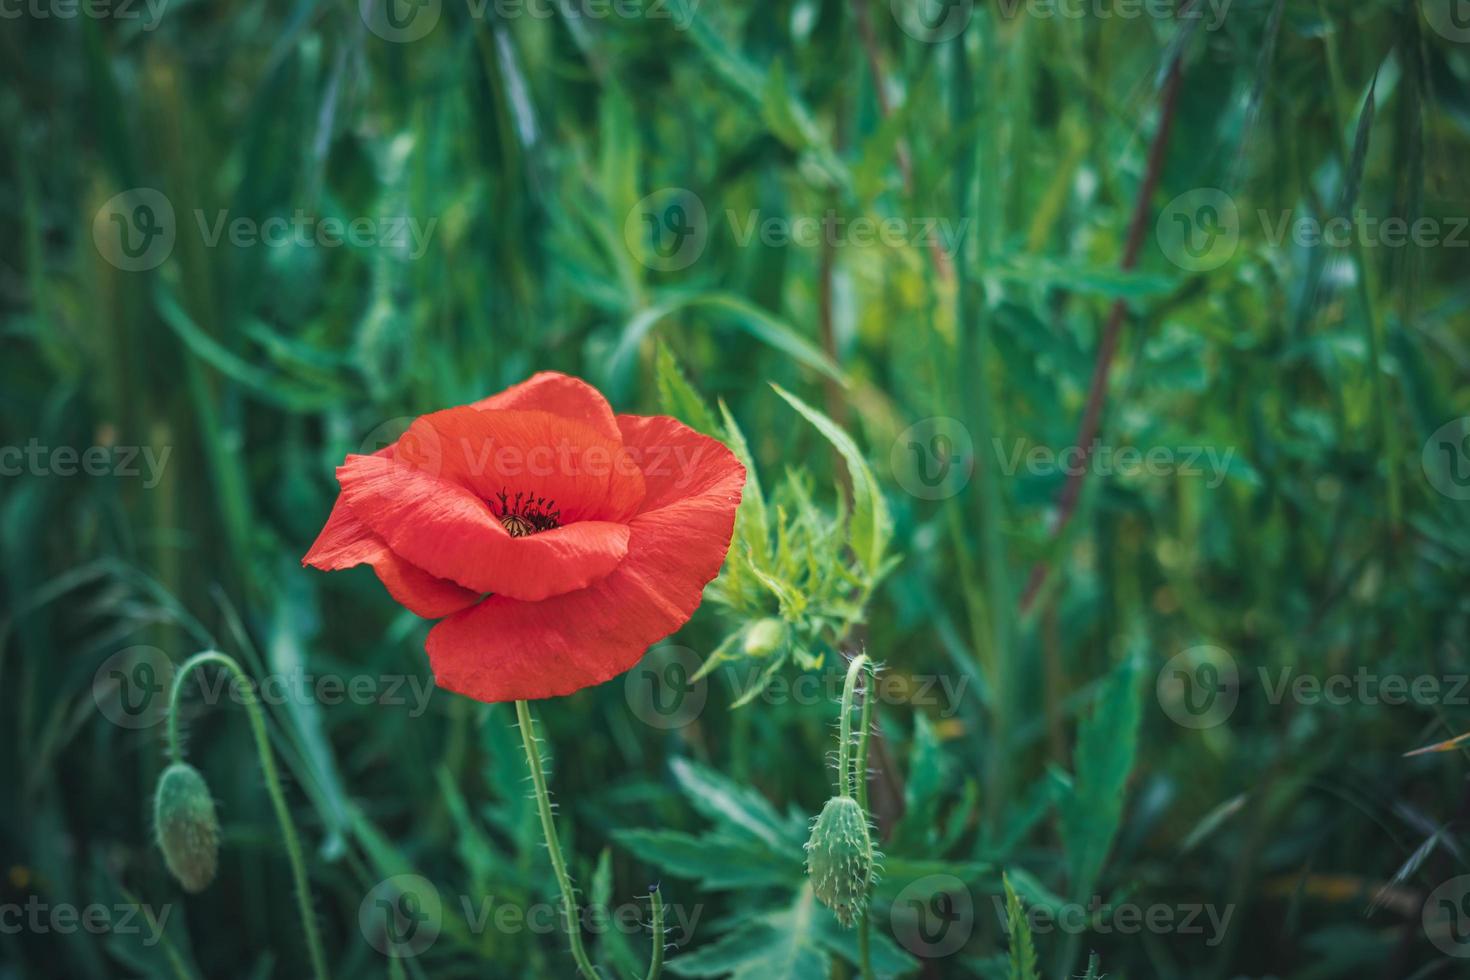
[3,0,1470,977]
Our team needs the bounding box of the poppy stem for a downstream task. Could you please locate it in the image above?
[846,655,877,980]
[165,651,330,980]
[515,699,600,979]
[836,654,869,797]
[645,885,665,980]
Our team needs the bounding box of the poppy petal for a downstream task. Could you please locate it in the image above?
[472,371,621,443]
[336,453,630,601]
[425,419,745,702]
[403,406,645,524]
[302,496,482,618]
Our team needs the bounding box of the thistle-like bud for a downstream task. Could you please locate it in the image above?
[742,618,787,658]
[154,762,219,894]
[804,796,875,927]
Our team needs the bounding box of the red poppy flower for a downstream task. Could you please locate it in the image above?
[303,372,745,702]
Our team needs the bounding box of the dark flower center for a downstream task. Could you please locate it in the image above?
[491,490,561,537]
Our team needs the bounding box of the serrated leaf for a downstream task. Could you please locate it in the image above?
[670,757,805,850]
[1003,874,1040,980]
[813,910,919,977]
[608,292,845,401]
[655,342,720,437]
[613,829,798,890]
[771,385,891,574]
[719,401,771,569]
[1059,649,1144,899]
[668,887,830,980]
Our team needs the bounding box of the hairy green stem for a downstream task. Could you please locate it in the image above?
[645,886,665,980]
[837,655,868,797]
[167,651,329,980]
[516,699,599,979]
[853,658,876,980]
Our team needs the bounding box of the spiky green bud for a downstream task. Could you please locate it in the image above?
[154,762,219,894]
[804,796,875,927]
[742,618,787,658]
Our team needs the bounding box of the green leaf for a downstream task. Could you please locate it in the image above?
[813,911,919,977]
[655,341,720,437]
[667,887,830,980]
[1059,647,1145,899]
[772,385,891,574]
[1003,874,1040,980]
[608,292,846,401]
[719,401,771,568]
[613,829,798,890]
[670,757,804,851]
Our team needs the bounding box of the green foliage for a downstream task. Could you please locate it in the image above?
[1002,874,1040,980]
[655,356,894,703]
[5,1,1468,977]
[1059,648,1145,902]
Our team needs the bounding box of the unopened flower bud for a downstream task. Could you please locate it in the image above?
[742,618,787,658]
[154,762,219,894]
[804,796,874,927]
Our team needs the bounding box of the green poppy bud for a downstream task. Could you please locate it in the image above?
[742,618,787,658]
[804,796,875,927]
[154,762,219,894]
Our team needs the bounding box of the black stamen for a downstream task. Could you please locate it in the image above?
[491,489,561,537]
